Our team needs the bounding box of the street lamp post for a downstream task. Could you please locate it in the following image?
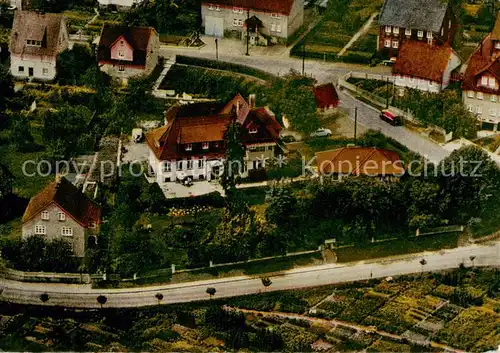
[215,38,218,61]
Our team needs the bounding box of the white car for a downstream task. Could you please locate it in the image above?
[310,128,332,138]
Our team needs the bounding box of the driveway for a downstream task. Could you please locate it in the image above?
[159,181,225,199]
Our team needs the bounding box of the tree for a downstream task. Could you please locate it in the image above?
[221,119,245,198]
[43,239,78,272]
[39,293,49,303]
[10,114,34,152]
[124,77,155,113]
[56,44,95,86]
[155,292,164,304]
[0,164,13,200]
[420,259,427,273]
[206,287,216,300]
[261,277,272,291]
[97,295,107,308]
[42,105,93,159]
[0,63,14,129]
[265,186,297,227]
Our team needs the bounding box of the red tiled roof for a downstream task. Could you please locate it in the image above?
[461,34,500,94]
[146,95,282,161]
[315,147,405,176]
[315,83,339,109]
[97,24,156,66]
[10,11,66,58]
[393,41,452,83]
[203,0,295,14]
[22,176,101,227]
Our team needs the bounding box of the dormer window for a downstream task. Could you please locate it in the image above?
[41,211,49,220]
[385,26,391,33]
[427,31,433,39]
[202,142,209,150]
[405,28,411,36]
[495,42,500,50]
[481,76,488,86]
[489,77,496,88]
[417,30,423,38]
[26,39,41,46]
[185,143,193,151]
[393,26,399,34]
[249,127,258,134]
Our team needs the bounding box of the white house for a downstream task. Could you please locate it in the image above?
[9,11,68,81]
[392,41,461,93]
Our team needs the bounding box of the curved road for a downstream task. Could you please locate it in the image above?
[1,242,498,308]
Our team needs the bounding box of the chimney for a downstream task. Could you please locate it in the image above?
[249,94,256,109]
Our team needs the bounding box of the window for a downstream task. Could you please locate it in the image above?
[417,30,423,38]
[208,3,214,10]
[118,65,125,71]
[35,225,46,235]
[215,4,220,11]
[187,160,194,170]
[249,127,258,134]
[384,39,391,47]
[58,212,66,221]
[233,6,243,13]
[276,24,282,33]
[477,92,484,100]
[233,18,243,26]
[427,31,433,39]
[481,76,488,86]
[489,108,496,116]
[164,161,171,172]
[467,104,473,112]
[177,161,183,170]
[271,13,281,19]
[467,91,474,98]
[118,50,124,57]
[477,106,483,114]
[392,40,399,48]
[385,26,391,33]
[18,66,24,73]
[198,159,205,169]
[496,42,500,50]
[185,143,193,151]
[441,27,444,36]
[202,142,209,150]
[42,68,48,76]
[61,227,73,237]
[405,28,411,36]
[491,95,497,102]
[393,26,399,34]
[41,211,49,220]
[489,77,496,87]
[271,23,276,32]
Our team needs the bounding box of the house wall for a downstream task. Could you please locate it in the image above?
[21,203,87,257]
[462,90,500,132]
[110,38,134,61]
[145,30,160,74]
[393,74,442,93]
[442,51,461,87]
[10,54,57,81]
[201,2,299,39]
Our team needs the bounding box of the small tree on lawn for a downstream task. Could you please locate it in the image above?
[261,277,272,291]
[419,259,427,274]
[206,287,216,300]
[97,295,107,308]
[39,293,49,303]
[155,293,164,305]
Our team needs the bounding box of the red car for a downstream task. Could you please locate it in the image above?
[380,109,403,126]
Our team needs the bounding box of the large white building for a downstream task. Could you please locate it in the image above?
[9,11,68,81]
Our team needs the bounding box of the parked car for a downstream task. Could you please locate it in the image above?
[310,128,332,138]
[382,57,397,66]
[380,109,403,126]
[132,128,144,143]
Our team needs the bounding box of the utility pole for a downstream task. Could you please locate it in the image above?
[215,38,218,61]
[386,77,390,109]
[302,41,306,75]
[246,8,250,56]
[354,107,358,143]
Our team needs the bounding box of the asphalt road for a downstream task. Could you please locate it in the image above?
[159,47,451,164]
[1,242,498,308]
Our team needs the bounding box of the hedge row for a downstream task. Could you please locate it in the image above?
[175,55,276,82]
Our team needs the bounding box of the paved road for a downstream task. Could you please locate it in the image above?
[1,242,498,308]
[159,47,451,164]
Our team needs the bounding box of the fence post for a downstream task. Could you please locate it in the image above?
[416,228,420,237]
[171,264,176,274]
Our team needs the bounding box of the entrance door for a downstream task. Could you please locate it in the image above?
[205,16,223,37]
[28,67,34,76]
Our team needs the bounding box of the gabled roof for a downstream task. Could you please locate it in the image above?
[379,0,449,32]
[204,0,295,15]
[315,83,339,109]
[315,147,405,176]
[10,11,65,57]
[22,176,101,227]
[393,41,453,83]
[146,95,282,161]
[97,24,156,66]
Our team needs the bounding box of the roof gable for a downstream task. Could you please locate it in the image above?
[379,0,449,32]
[22,176,101,226]
[10,11,65,58]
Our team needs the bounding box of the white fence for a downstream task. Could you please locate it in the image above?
[0,267,91,284]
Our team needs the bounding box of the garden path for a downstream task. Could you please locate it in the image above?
[337,12,378,57]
